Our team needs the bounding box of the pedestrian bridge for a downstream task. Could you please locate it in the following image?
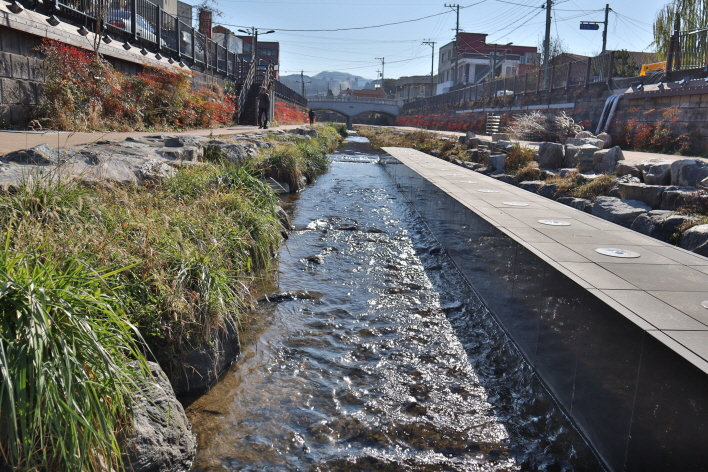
[306,97,401,128]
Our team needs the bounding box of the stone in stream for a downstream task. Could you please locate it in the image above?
[260,291,324,303]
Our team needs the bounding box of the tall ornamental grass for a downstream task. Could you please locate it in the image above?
[0,245,148,471]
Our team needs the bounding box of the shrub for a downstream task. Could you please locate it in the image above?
[505,144,536,174]
[509,111,583,142]
[0,247,149,472]
[570,174,616,200]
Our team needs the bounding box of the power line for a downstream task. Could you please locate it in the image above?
[216,1,486,32]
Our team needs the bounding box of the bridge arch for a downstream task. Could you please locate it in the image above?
[306,97,401,128]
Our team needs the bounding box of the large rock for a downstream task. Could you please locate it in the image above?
[205,142,258,163]
[636,158,673,185]
[519,180,545,193]
[565,137,605,149]
[592,196,651,228]
[674,160,708,187]
[670,159,705,186]
[485,153,506,172]
[538,183,558,199]
[122,362,196,472]
[3,143,70,165]
[157,146,203,161]
[618,182,665,208]
[630,210,698,242]
[660,186,704,210]
[493,140,515,153]
[592,146,623,173]
[597,132,612,148]
[138,159,175,182]
[558,196,593,213]
[575,131,595,139]
[615,160,642,179]
[679,224,708,257]
[565,144,600,172]
[491,174,515,184]
[536,142,564,169]
[169,321,240,396]
[164,135,209,148]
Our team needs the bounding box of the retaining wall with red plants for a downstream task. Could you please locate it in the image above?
[274,100,308,125]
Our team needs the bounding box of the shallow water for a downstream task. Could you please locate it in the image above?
[186,136,602,472]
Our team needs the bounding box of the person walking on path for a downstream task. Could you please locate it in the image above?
[258,87,271,129]
[308,109,315,125]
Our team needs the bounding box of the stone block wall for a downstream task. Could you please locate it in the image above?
[0,26,44,125]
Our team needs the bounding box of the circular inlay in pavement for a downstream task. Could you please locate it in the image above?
[538,219,571,226]
[702,300,708,310]
[460,180,477,183]
[595,248,641,258]
[478,189,499,193]
[502,202,529,207]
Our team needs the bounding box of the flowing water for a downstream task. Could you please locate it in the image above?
[185,136,602,472]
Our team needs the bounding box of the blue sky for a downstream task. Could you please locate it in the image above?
[203,0,668,80]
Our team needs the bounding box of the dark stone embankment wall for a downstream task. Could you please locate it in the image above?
[0,25,225,126]
[382,155,708,472]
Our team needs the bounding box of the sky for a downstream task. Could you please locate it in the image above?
[197,0,670,81]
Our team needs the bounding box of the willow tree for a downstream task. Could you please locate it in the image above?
[653,0,708,62]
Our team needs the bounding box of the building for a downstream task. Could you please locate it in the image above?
[341,88,385,99]
[437,33,537,94]
[212,25,243,54]
[237,37,279,64]
[395,75,435,102]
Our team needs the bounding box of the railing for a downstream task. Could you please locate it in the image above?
[667,27,708,73]
[403,52,616,113]
[236,59,256,124]
[307,96,401,106]
[276,81,307,107]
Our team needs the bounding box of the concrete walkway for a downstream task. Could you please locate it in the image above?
[0,123,308,154]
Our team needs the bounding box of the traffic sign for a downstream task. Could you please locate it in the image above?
[580,22,600,30]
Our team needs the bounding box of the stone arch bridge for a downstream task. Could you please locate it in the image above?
[306,97,401,128]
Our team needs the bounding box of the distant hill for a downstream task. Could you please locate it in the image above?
[280,71,375,96]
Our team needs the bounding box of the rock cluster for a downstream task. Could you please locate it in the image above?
[454,131,708,255]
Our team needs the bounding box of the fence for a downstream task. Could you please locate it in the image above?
[403,52,615,112]
[30,0,305,105]
[667,27,708,73]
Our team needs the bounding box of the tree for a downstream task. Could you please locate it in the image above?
[613,49,639,77]
[382,78,396,98]
[326,89,334,98]
[652,0,708,61]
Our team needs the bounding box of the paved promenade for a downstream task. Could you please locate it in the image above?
[0,124,306,154]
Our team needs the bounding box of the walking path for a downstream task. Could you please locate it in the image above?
[0,124,306,154]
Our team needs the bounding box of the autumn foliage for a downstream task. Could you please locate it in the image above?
[274,101,307,125]
[37,39,235,131]
[396,112,511,134]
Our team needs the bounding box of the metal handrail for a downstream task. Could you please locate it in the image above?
[236,59,257,124]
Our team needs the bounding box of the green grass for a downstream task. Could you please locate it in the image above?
[0,125,344,471]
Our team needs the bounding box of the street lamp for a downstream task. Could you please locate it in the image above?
[238,27,275,65]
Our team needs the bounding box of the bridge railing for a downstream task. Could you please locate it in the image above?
[307,96,402,106]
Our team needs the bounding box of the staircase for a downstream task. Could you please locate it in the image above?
[235,62,276,126]
[486,113,501,135]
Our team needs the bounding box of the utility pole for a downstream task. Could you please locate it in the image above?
[445,4,461,88]
[602,4,610,53]
[297,70,311,98]
[376,57,385,94]
[542,0,552,87]
[423,40,436,96]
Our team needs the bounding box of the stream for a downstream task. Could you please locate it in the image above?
[185,135,602,472]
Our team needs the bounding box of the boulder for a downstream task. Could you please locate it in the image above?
[615,160,642,179]
[566,144,600,172]
[138,159,175,182]
[592,196,651,228]
[575,131,595,139]
[670,159,697,186]
[491,174,515,184]
[169,321,240,396]
[466,137,483,149]
[205,142,258,163]
[539,169,557,180]
[618,182,665,208]
[679,224,708,257]
[491,132,509,142]
[674,160,708,187]
[660,186,703,211]
[557,196,592,212]
[3,143,69,165]
[536,142,564,169]
[122,362,196,472]
[493,140,515,153]
[518,180,545,193]
[559,168,578,178]
[157,146,203,161]
[591,146,623,173]
[538,183,558,199]
[565,137,605,149]
[597,132,612,148]
[630,210,699,242]
[634,158,673,185]
[485,153,506,172]
[164,135,209,148]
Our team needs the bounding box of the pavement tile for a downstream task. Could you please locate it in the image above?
[648,291,708,326]
[646,331,708,375]
[563,243,677,265]
[598,263,708,291]
[587,289,656,330]
[662,331,708,366]
[558,262,638,290]
[647,245,708,266]
[527,242,590,262]
[600,289,708,330]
